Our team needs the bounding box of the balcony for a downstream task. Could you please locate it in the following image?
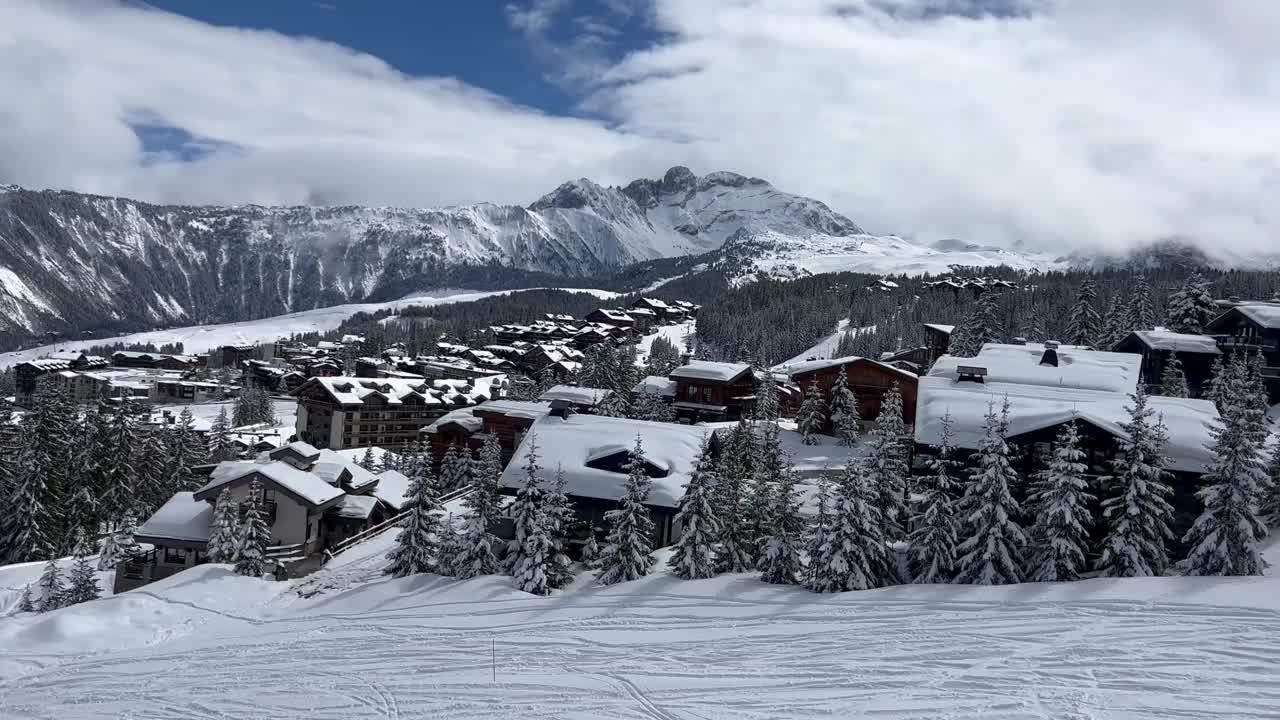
[1213,335,1280,353]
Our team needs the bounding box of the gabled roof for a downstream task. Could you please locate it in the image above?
[295,375,505,407]
[499,414,711,507]
[539,384,613,406]
[1209,303,1280,331]
[371,469,412,511]
[329,494,378,520]
[669,360,752,384]
[194,460,345,507]
[589,308,634,322]
[779,355,917,382]
[633,375,677,397]
[1117,330,1221,355]
[924,323,955,335]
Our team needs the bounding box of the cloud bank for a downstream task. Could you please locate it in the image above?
[2,0,1279,255]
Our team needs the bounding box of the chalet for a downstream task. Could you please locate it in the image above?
[242,359,287,390]
[520,344,585,374]
[116,442,408,593]
[780,355,919,428]
[218,344,259,368]
[632,375,677,400]
[671,299,700,318]
[915,342,1218,543]
[292,375,506,450]
[584,308,635,330]
[626,307,657,332]
[1204,302,1280,401]
[1112,330,1221,397]
[538,384,613,414]
[305,358,343,378]
[423,399,552,467]
[111,351,203,371]
[14,353,109,404]
[668,360,756,422]
[153,379,233,404]
[407,355,502,381]
[499,414,718,547]
[923,323,954,367]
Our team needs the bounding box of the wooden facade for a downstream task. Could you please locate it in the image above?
[788,358,918,428]
[670,365,756,423]
[1112,333,1219,398]
[1205,306,1280,401]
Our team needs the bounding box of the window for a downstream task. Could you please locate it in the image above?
[163,547,186,564]
[687,385,698,400]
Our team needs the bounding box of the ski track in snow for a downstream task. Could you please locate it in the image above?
[6,569,1280,719]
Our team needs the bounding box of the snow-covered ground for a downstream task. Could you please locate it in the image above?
[6,538,1280,718]
[636,319,695,364]
[0,287,620,366]
[154,398,298,433]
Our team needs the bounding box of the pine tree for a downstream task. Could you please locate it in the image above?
[509,438,553,595]
[64,529,101,606]
[1127,275,1157,332]
[581,529,601,570]
[234,482,270,578]
[438,442,472,491]
[170,407,208,491]
[755,373,779,422]
[359,446,380,472]
[99,403,138,528]
[1099,296,1129,351]
[8,423,57,563]
[714,424,755,574]
[61,480,98,561]
[907,412,961,584]
[1263,440,1280,520]
[1096,388,1174,577]
[1066,279,1102,348]
[759,464,805,585]
[954,400,1026,585]
[0,421,19,564]
[114,510,142,562]
[1024,421,1093,582]
[796,378,826,445]
[208,407,234,461]
[1167,273,1217,334]
[597,435,656,585]
[668,437,720,580]
[542,465,576,589]
[134,428,172,516]
[809,455,890,592]
[36,559,64,612]
[865,382,908,541]
[435,520,464,577]
[454,435,504,579]
[1159,352,1189,398]
[17,584,35,613]
[827,366,860,447]
[385,465,443,578]
[803,474,834,590]
[1182,356,1269,576]
[97,529,119,571]
[206,488,241,563]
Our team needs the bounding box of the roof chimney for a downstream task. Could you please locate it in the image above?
[1040,345,1059,367]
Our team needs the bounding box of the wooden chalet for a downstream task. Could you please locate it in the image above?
[1204,303,1280,401]
[1112,330,1221,397]
[668,360,755,422]
[423,399,552,467]
[781,355,919,428]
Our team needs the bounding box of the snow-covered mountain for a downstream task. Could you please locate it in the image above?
[0,167,1056,344]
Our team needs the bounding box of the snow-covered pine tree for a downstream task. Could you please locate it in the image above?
[208,407,234,461]
[907,412,961,584]
[359,446,379,472]
[234,482,270,578]
[796,378,826,445]
[1167,273,1216,335]
[1127,275,1157,332]
[1099,296,1129,351]
[581,529,601,570]
[713,422,755,573]
[802,473,834,590]
[113,509,142,563]
[509,438,553,595]
[1182,355,1269,576]
[60,480,97,561]
[760,463,805,585]
[134,427,172,516]
[99,403,138,528]
[1024,421,1093,582]
[64,528,101,606]
[36,559,64,612]
[542,465,576,589]
[633,388,675,423]
[385,465,443,578]
[809,455,890,592]
[435,519,464,577]
[954,400,1026,585]
[827,366,860,447]
[438,442,471,492]
[170,407,208,491]
[745,421,785,567]
[755,372,780,422]
[206,488,241,563]
[1066,279,1102,348]
[668,436,721,580]
[865,382,909,542]
[17,584,34,613]
[453,434,504,579]
[97,530,118,571]
[1263,439,1280,520]
[597,434,656,586]
[1160,352,1189,398]
[7,424,57,563]
[1096,387,1175,577]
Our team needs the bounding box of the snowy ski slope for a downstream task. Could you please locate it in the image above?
[5,543,1280,719]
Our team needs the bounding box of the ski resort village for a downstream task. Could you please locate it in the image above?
[3,267,1280,718]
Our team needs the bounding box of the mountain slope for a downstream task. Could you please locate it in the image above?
[0,167,1054,347]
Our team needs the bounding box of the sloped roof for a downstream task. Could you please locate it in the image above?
[298,375,505,407]
[195,460,344,506]
[633,375,677,397]
[1233,304,1280,330]
[371,469,412,510]
[137,492,213,543]
[540,384,613,406]
[924,323,955,334]
[499,414,711,507]
[1121,330,1221,355]
[929,343,1140,395]
[914,375,1218,473]
[669,360,752,383]
[779,355,918,382]
[330,493,378,520]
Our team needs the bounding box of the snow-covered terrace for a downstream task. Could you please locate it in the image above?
[930,343,1141,394]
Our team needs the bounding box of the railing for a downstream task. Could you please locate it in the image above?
[264,542,307,561]
[320,484,477,564]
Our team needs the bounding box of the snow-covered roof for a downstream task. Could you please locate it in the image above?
[1122,330,1221,355]
[371,469,411,510]
[590,308,634,322]
[301,376,504,407]
[276,440,321,461]
[637,297,671,309]
[669,360,752,384]
[924,323,955,334]
[137,492,213,543]
[633,375,677,397]
[914,375,1218,473]
[196,460,345,506]
[425,406,485,433]
[1235,303,1280,329]
[425,400,552,434]
[540,384,613,406]
[929,343,1140,395]
[778,355,918,382]
[330,493,378,520]
[500,414,711,507]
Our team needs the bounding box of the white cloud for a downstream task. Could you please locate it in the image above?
[2,0,1279,257]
